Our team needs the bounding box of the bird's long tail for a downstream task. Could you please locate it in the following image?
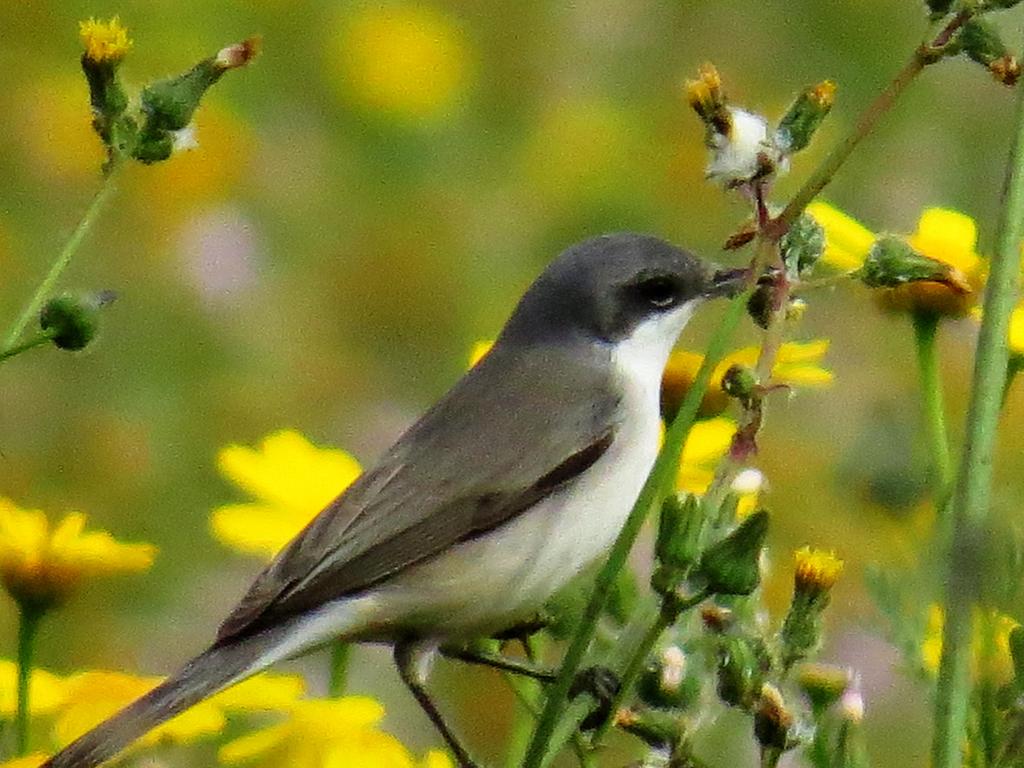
[42,631,280,768]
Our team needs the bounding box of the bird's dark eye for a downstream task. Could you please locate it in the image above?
[635,276,679,309]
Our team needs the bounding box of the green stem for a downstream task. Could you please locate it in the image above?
[588,590,707,745]
[912,312,953,510]
[0,333,52,364]
[522,291,749,768]
[328,641,350,697]
[2,170,119,351]
[931,44,1024,768]
[15,606,43,756]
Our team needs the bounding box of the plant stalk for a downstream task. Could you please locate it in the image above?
[521,291,750,768]
[912,312,954,510]
[15,606,43,756]
[328,641,350,697]
[0,333,52,365]
[2,169,119,352]
[931,44,1024,768]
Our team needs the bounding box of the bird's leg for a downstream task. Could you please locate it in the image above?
[394,640,480,768]
[440,644,557,682]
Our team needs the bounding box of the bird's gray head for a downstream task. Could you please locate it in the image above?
[500,233,716,348]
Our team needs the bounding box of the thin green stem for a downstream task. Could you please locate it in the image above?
[912,312,954,511]
[588,590,707,746]
[2,169,120,351]
[328,641,350,697]
[0,333,52,364]
[15,606,43,756]
[931,44,1024,768]
[522,291,749,768]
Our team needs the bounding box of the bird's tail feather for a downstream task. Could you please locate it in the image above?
[42,632,278,768]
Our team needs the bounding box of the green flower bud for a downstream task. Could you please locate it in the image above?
[754,683,794,752]
[797,662,849,714]
[721,364,758,404]
[39,291,115,351]
[859,236,971,293]
[716,635,768,708]
[959,18,1021,86]
[925,0,955,16]
[653,493,704,594]
[614,707,684,750]
[779,548,844,669]
[637,646,701,711]
[746,279,777,330]
[775,81,836,154]
[697,510,769,596]
[781,212,825,278]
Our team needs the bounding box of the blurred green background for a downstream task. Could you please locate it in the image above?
[1,1,1023,765]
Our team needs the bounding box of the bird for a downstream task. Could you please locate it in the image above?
[43,232,735,768]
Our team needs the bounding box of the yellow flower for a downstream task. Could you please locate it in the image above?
[328,5,470,121]
[921,605,1019,682]
[211,430,362,559]
[467,340,492,367]
[54,671,225,750]
[78,17,132,64]
[808,202,983,317]
[793,547,844,596]
[52,670,303,752]
[662,341,832,418]
[676,417,736,494]
[219,697,453,768]
[0,660,65,716]
[0,755,49,768]
[0,498,155,610]
[1011,306,1024,355]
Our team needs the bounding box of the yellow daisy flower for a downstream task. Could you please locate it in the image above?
[921,605,1019,682]
[0,754,49,768]
[676,417,736,494]
[793,547,844,597]
[662,340,832,418]
[52,670,303,752]
[219,697,452,768]
[78,17,132,64]
[328,5,470,122]
[808,202,984,317]
[211,430,362,559]
[0,498,155,611]
[0,660,65,716]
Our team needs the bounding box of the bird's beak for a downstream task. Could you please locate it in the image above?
[703,267,750,298]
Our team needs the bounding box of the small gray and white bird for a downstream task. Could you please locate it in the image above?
[44,233,733,768]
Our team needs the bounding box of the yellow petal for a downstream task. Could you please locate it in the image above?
[218,722,290,764]
[681,417,736,466]
[0,660,65,716]
[210,503,313,559]
[208,672,306,711]
[468,341,494,368]
[1009,306,1024,355]
[0,754,50,768]
[909,208,980,277]
[420,750,455,768]
[806,201,875,271]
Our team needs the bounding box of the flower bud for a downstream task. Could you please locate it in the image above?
[754,683,795,752]
[79,18,133,163]
[637,646,701,711]
[779,547,844,669]
[653,494,704,596]
[697,510,769,596]
[720,364,758,405]
[686,62,730,135]
[781,212,826,278]
[925,0,955,17]
[797,663,849,714]
[960,18,1021,86]
[746,275,780,330]
[39,291,115,351]
[613,707,684,750]
[775,81,836,154]
[716,635,768,708]
[701,603,734,633]
[859,236,971,293]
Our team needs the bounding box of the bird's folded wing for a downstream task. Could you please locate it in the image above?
[215,343,620,644]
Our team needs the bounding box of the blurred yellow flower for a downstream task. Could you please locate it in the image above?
[0,660,65,716]
[79,17,132,64]
[52,670,303,753]
[971,304,1024,357]
[676,417,736,494]
[329,5,470,121]
[0,755,49,768]
[467,340,492,367]
[211,430,362,559]
[808,202,983,317]
[0,498,155,610]
[662,340,832,419]
[54,671,224,750]
[219,696,452,768]
[921,605,1019,682]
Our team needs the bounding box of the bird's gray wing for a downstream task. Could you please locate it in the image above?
[215,341,620,644]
